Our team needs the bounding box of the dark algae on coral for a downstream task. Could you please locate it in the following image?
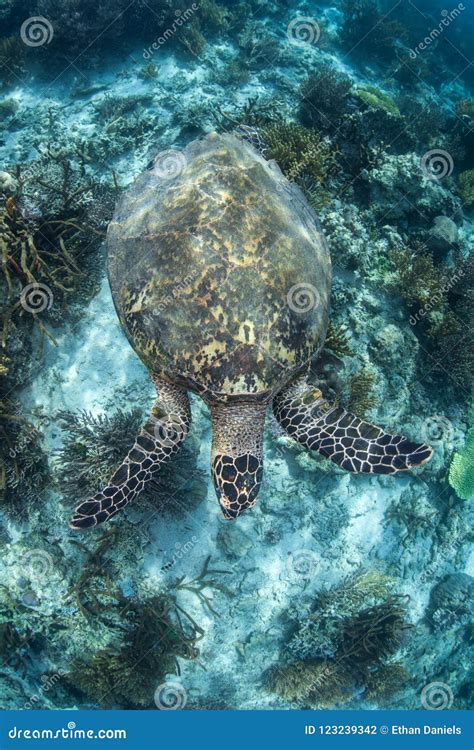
[0,0,472,715]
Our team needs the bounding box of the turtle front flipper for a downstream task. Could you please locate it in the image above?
[70,380,191,530]
[273,379,432,474]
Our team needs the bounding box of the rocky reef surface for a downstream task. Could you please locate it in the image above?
[0,0,472,711]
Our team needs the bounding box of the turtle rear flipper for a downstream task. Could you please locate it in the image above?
[273,379,432,474]
[70,381,191,530]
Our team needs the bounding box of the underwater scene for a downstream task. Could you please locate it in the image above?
[0,0,473,715]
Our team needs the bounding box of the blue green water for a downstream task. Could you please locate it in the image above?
[0,0,472,712]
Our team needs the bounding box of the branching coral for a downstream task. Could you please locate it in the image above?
[67,593,202,708]
[426,253,473,394]
[238,22,281,68]
[1,147,114,348]
[0,415,50,520]
[0,150,116,523]
[324,322,353,357]
[212,96,280,133]
[266,572,410,707]
[300,64,352,133]
[458,170,474,207]
[338,596,410,668]
[56,409,144,502]
[66,549,231,708]
[392,246,446,335]
[265,659,352,706]
[261,121,336,189]
[448,427,474,500]
[347,367,378,417]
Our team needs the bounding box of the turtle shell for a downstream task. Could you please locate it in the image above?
[107,133,331,400]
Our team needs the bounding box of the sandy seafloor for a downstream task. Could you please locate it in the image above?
[0,0,473,712]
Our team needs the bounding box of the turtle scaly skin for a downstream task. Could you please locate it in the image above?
[70,133,432,529]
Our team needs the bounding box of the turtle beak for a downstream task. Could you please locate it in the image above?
[212,453,263,520]
[218,495,256,520]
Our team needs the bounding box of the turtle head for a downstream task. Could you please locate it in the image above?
[209,400,266,520]
[212,452,263,519]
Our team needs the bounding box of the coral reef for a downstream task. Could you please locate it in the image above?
[458,170,474,208]
[299,64,352,133]
[260,121,336,204]
[266,572,410,707]
[265,659,353,707]
[428,573,474,632]
[347,366,378,418]
[363,152,460,222]
[323,322,353,358]
[339,0,408,63]
[67,593,201,708]
[354,86,400,117]
[448,428,474,500]
[66,553,230,708]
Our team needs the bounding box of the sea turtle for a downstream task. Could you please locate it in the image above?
[70,132,432,529]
